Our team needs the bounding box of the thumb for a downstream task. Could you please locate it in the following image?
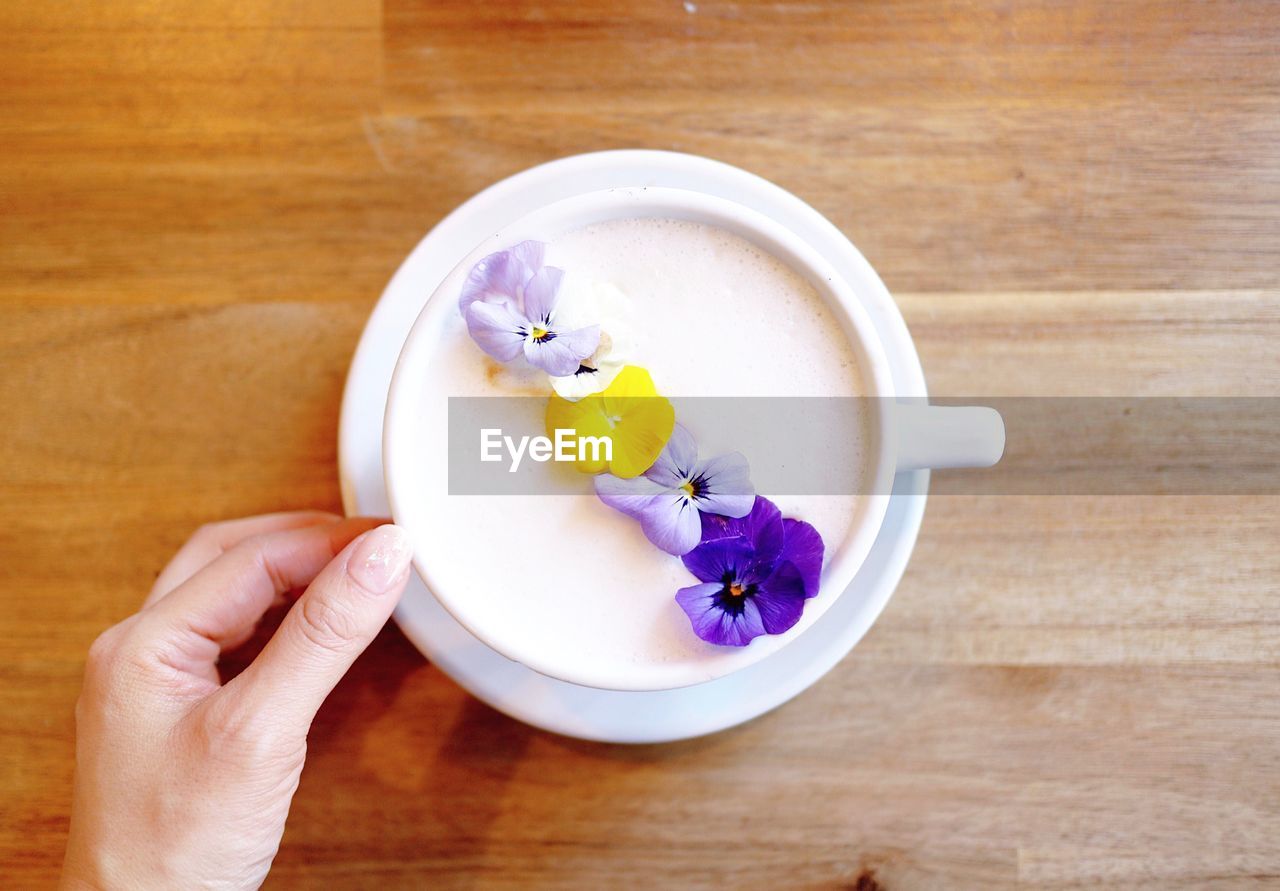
[223,523,412,730]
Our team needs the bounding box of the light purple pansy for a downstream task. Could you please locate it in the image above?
[459,241,601,377]
[674,496,824,647]
[594,424,755,556]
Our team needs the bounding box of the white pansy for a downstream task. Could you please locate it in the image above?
[548,278,638,401]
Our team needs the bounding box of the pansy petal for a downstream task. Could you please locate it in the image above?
[751,571,807,635]
[698,511,749,547]
[714,599,767,647]
[698,496,784,564]
[554,278,629,326]
[763,559,808,599]
[524,324,601,376]
[465,300,527,362]
[675,583,768,647]
[550,281,637,398]
[555,367,674,479]
[642,423,695,488]
[549,360,624,401]
[545,390,613,474]
[506,239,546,285]
[599,365,658,401]
[674,582,725,640]
[780,518,824,598]
[745,497,785,563]
[665,424,701,479]
[691,451,754,518]
[553,323,602,361]
[459,241,546,315]
[681,536,755,584]
[638,491,703,556]
[594,473,665,519]
[522,266,565,325]
[459,251,509,315]
[608,395,675,479]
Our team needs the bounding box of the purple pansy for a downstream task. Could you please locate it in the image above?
[459,241,601,377]
[675,496,824,647]
[594,424,754,556]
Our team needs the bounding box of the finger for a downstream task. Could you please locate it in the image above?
[142,517,385,655]
[224,524,411,729]
[147,511,342,606]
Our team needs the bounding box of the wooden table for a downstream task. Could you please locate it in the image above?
[3,2,1278,887]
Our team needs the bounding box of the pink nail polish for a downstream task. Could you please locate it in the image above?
[348,525,411,594]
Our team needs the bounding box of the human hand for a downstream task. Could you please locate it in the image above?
[61,512,412,890]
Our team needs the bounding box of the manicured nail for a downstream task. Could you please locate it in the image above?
[348,525,411,594]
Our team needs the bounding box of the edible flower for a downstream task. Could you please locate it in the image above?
[545,365,675,478]
[548,281,637,401]
[459,240,600,376]
[675,497,824,647]
[594,424,754,555]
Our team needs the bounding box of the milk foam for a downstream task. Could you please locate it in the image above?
[419,218,868,674]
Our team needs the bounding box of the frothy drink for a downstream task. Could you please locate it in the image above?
[417,218,868,678]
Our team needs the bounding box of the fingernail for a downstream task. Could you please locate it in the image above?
[348,525,411,594]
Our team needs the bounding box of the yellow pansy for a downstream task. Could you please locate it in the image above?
[544,365,675,478]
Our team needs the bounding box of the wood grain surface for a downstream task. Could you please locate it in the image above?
[2,2,1278,888]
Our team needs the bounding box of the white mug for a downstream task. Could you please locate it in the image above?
[383,186,1003,691]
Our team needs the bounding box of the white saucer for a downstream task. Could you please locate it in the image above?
[338,151,929,743]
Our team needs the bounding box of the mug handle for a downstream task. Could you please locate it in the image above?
[893,402,1006,471]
